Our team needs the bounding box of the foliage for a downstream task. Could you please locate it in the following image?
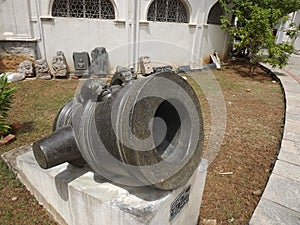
[220,0,300,72]
[0,74,16,137]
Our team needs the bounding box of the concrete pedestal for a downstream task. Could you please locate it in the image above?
[16,151,208,225]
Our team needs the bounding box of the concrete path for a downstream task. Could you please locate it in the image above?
[250,56,300,224]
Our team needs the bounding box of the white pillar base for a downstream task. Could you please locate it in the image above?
[17,150,208,225]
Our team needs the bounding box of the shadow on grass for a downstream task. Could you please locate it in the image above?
[224,58,278,82]
[11,122,34,135]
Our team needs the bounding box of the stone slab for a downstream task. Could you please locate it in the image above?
[286,105,300,115]
[283,131,300,144]
[262,173,300,213]
[273,160,300,182]
[249,198,300,225]
[278,151,300,167]
[17,150,208,225]
[286,112,300,123]
[285,121,300,134]
[280,139,300,154]
[1,145,32,173]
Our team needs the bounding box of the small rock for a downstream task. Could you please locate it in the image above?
[228,101,232,105]
[0,134,16,146]
[11,197,18,201]
[252,189,263,196]
[71,76,80,80]
[1,72,25,82]
[228,217,235,223]
[202,219,217,225]
[246,89,251,92]
[272,80,277,83]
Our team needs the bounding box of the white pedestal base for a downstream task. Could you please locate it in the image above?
[17,151,208,225]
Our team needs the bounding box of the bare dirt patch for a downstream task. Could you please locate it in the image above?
[197,59,284,224]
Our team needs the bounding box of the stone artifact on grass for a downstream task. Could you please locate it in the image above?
[110,66,134,86]
[90,47,109,76]
[153,65,173,73]
[52,51,67,77]
[140,56,154,76]
[73,52,90,77]
[1,72,25,82]
[17,60,34,77]
[35,59,52,80]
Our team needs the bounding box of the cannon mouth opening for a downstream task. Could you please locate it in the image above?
[153,100,182,160]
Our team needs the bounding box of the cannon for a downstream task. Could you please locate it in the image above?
[33,71,203,190]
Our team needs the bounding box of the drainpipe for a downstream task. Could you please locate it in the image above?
[134,0,140,72]
[198,0,209,68]
[35,0,47,59]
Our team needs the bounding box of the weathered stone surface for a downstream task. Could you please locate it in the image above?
[285,121,300,134]
[1,72,25,82]
[73,52,90,77]
[273,160,300,182]
[35,59,52,80]
[1,145,31,174]
[16,150,208,225]
[90,47,109,76]
[110,66,133,85]
[17,60,34,77]
[286,112,300,122]
[153,66,173,73]
[280,138,300,154]
[278,151,300,167]
[0,41,36,72]
[0,134,16,146]
[250,198,300,225]
[262,173,300,212]
[176,65,191,74]
[140,56,154,76]
[52,51,67,77]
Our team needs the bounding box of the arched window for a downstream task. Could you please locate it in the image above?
[52,0,115,19]
[207,2,224,25]
[147,0,188,23]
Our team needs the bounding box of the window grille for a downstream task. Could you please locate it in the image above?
[52,0,115,19]
[207,2,224,25]
[147,0,188,23]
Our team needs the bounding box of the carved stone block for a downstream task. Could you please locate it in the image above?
[35,59,52,80]
[90,47,109,76]
[17,60,34,77]
[52,51,67,77]
[140,56,154,76]
[73,52,90,77]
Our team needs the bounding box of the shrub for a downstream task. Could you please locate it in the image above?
[0,74,16,137]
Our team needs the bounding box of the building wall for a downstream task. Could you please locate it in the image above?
[276,11,300,51]
[0,0,228,73]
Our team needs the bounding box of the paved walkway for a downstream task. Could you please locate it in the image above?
[250,56,300,224]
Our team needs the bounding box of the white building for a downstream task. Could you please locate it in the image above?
[276,10,300,51]
[0,0,229,73]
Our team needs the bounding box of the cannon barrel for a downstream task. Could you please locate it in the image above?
[33,72,203,190]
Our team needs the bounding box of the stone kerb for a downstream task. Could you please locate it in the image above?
[250,63,300,224]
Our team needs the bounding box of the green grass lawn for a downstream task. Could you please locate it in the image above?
[0,79,79,225]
